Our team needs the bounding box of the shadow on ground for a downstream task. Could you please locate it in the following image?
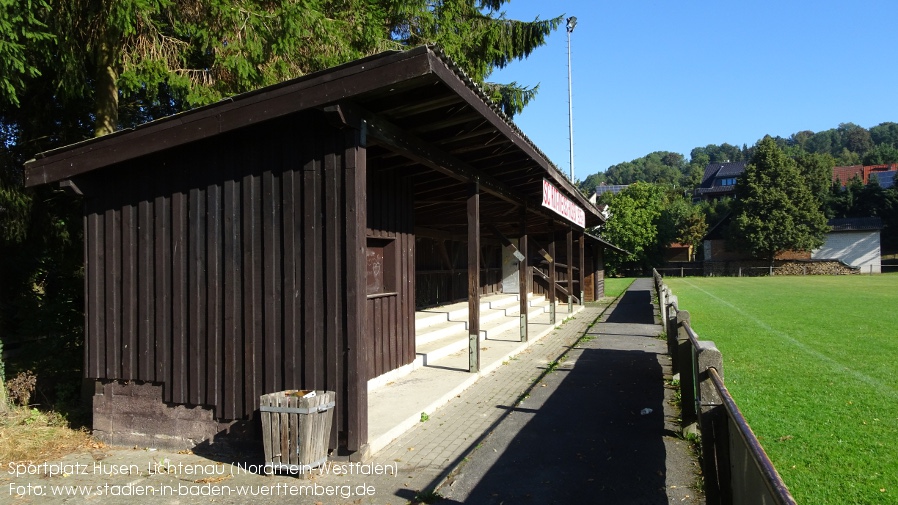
[444,341,668,504]
[604,289,655,325]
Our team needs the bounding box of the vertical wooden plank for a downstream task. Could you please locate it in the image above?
[282,166,300,390]
[404,176,415,365]
[86,197,105,378]
[188,179,206,406]
[104,205,121,377]
[83,207,90,378]
[567,226,573,313]
[261,395,272,470]
[579,231,585,305]
[519,208,528,342]
[154,177,171,399]
[121,190,137,380]
[467,181,480,373]
[324,131,344,448]
[243,164,263,416]
[323,133,341,439]
[171,180,188,404]
[548,224,556,325]
[303,130,322,389]
[222,159,242,420]
[206,177,223,414]
[344,123,368,452]
[137,173,155,382]
[262,165,282,395]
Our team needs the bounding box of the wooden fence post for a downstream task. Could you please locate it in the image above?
[695,340,725,504]
[676,310,696,429]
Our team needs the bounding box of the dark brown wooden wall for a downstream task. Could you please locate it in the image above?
[415,238,502,309]
[81,111,362,449]
[366,169,416,379]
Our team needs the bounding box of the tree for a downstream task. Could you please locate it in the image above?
[870,122,898,148]
[863,143,898,165]
[795,152,835,207]
[604,151,688,186]
[598,182,670,274]
[729,136,829,265]
[0,0,53,106]
[40,0,561,137]
[578,172,607,197]
[659,197,708,259]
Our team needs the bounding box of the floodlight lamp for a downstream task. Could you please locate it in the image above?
[566,16,577,33]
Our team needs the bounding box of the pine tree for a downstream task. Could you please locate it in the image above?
[729,136,829,265]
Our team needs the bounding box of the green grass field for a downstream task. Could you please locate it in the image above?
[665,274,898,505]
[603,277,635,299]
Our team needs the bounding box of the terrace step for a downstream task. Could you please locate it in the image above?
[414,300,552,366]
[414,294,548,347]
[368,293,554,392]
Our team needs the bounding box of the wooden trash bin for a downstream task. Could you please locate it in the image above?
[259,390,335,475]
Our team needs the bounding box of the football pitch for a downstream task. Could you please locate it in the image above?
[665,274,898,505]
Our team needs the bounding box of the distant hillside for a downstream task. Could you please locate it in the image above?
[579,121,898,195]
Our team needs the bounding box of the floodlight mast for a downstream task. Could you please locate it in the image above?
[566,16,577,181]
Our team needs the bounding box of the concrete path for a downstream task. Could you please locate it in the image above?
[1,279,703,504]
[437,277,704,504]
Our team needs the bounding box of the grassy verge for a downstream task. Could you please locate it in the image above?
[1,405,95,463]
[603,277,635,299]
[665,274,898,505]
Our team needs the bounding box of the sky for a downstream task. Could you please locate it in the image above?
[488,0,898,182]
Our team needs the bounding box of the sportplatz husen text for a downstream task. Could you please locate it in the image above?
[8,460,397,477]
[7,460,398,498]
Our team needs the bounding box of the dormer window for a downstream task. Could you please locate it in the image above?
[718,177,737,186]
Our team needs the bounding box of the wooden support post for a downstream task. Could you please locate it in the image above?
[344,122,368,456]
[467,181,480,373]
[593,244,601,301]
[548,225,556,325]
[578,230,585,305]
[519,208,528,342]
[566,226,573,313]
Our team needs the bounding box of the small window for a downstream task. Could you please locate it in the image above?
[367,238,397,296]
[718,177,737,186]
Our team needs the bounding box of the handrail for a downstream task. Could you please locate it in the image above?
[708,367,798,505]
[531,267,580,303]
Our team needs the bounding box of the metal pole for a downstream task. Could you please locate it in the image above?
[566,16,577,181]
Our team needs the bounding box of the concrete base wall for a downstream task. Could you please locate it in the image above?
[92,380,250,450]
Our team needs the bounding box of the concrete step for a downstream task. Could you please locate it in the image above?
[367,302,586,455]
[414,301,551,366]
[414,293,521,332]
[367,293,555,392]
[415,295,547,347]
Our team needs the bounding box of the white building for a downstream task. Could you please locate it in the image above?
[812,217,883,273]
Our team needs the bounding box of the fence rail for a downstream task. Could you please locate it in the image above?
[653,269,797,505]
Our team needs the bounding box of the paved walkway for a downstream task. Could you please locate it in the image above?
[2,279,703,504]
[437,277,704,504]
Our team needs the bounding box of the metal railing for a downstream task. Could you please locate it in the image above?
[653,269,797,505]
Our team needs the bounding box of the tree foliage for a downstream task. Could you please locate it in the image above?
[729,137,829,264]
[602,151,690,186]
[598,182,671,274]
